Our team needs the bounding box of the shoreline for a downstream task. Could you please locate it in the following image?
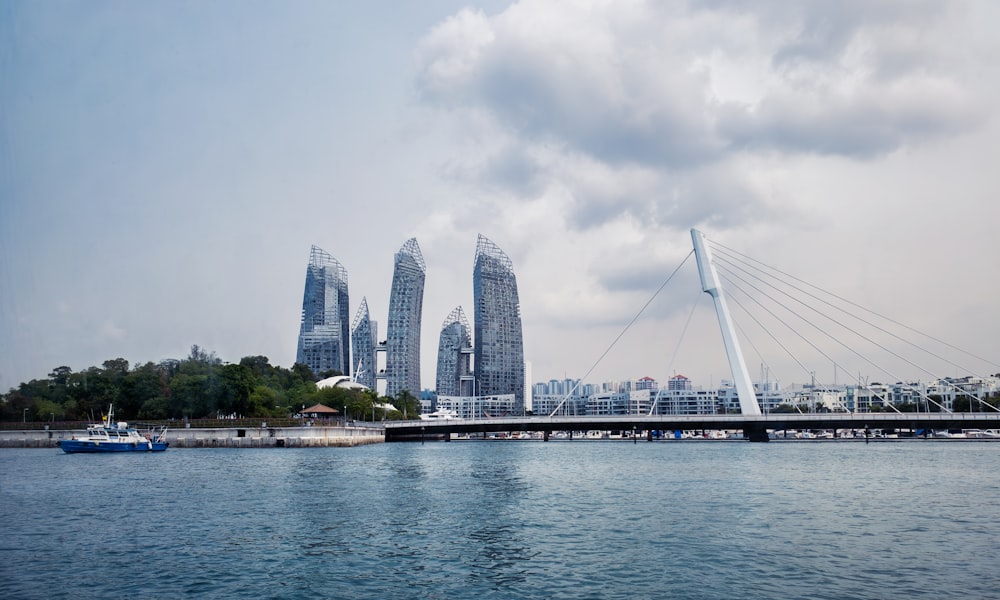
[0,426,385,449]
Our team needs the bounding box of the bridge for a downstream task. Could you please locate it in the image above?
[400,228,998,442]
[385,413,1000,442]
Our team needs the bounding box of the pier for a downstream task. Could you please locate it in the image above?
[0,425,385,449]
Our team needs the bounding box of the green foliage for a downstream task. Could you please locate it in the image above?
[953,394,1000,412]
[0,347,403,424]
[391,390,421,420]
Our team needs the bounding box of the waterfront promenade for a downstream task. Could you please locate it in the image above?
[0,424,384,448]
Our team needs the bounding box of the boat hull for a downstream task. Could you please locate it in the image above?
[59,440,168,453]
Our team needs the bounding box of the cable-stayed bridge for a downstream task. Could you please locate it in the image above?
[388,229,1000,442]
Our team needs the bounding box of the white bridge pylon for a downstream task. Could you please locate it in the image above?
[691,229,763,416]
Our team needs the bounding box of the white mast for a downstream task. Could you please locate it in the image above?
[691,229,762,416]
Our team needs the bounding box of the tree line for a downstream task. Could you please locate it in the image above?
[1,345,421,423]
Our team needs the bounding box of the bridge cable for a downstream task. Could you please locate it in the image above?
[715,262,942,412]
[712,246,992,409]
[716,263,926,412]
[728,309,796,413]
[712,249,982,411]
[550,249,694,417]
[710,241,1000,374]
[725,286,898,413]
[720,270,897,413]
[649,289,703,416]
[713,243,987,379]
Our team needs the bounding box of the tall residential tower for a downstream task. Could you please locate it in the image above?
[473,234,525,410]
[385,238,425,399]
[436,306,473,397]
[296,245,350,377]
[351,297,377,390]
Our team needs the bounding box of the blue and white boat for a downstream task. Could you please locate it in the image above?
[59,406,168,453]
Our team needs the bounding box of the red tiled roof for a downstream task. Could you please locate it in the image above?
[302,403,339,414]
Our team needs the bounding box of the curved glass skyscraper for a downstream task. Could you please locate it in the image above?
[385,238,425,399]
[296,245,350,377]
[473,234,525,410]
[351,296,377,390]
[436,306,472,397]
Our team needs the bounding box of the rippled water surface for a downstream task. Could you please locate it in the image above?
[3,441,1000,598]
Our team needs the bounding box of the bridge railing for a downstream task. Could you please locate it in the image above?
[387,412,1000,428]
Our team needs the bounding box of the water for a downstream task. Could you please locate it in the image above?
[2,441,999,599]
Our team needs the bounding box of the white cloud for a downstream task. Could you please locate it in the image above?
[410,0,1000,385]
[4,0,998,392]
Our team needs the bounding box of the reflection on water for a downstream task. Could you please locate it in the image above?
[2,442,1000,598]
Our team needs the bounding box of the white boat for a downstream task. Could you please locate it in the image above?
[419,408,459,421]
[932,430,966,438]
[963,429,1000,439]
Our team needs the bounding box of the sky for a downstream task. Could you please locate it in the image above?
[2,0,999,394]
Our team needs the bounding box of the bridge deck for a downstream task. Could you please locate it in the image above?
[384,413,1000,441]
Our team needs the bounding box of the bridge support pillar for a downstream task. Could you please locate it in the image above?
[543,430,549,442]
[744,425,769,443]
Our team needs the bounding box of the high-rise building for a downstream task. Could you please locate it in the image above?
[436,306,472,397]
[668,374,691,391]
[351,297,377,390]
[296,245,350,377]
[473,234,525,411]
[385,238,425,399]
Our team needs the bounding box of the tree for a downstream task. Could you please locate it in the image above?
[169,373,210,418]
[0,349,336,422]
[291,362,316,383]
[217,364,257,417]
[392,390,420,420]
[117,362,165,419]
[49,366,73,385]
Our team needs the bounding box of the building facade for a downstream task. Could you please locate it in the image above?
[473,234,525,412]
[350,297,377,390]
[436,306,473,397]
[436,394,518,419]
[385,238,425,399]
[296,245,350,377]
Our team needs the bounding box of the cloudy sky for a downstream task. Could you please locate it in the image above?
[3,0,999,394]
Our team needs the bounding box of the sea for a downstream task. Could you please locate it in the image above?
[2,440,999,599]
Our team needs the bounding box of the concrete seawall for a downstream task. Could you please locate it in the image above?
[0,426,385,449]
